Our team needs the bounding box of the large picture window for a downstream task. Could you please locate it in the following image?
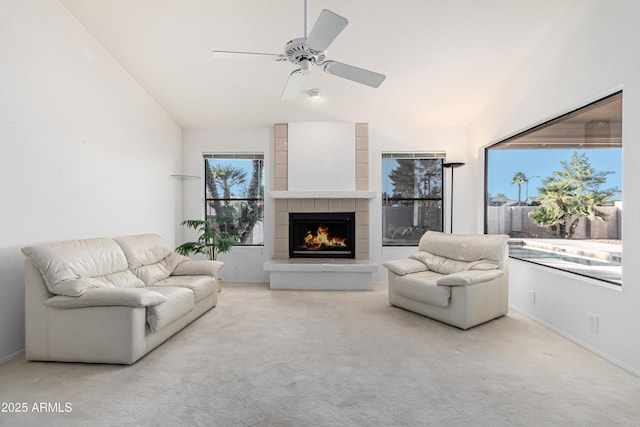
[382,153,444,246]
[485,92,622,284]
[204,154,264,246]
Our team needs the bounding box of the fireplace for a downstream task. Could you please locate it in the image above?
[289,212,356,259]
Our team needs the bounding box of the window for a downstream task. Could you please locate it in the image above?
[382,153,445,246]
[204,154,264,246]
[485,92,622,284]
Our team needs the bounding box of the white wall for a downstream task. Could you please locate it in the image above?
[181,128,274,283]
[468,0,640,374]
[0,0,182,363]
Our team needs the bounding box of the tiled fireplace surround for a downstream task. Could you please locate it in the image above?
[272,123,370,260]
[263,123,377,290]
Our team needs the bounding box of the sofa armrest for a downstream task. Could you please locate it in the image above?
[172,260,224,277]
[436,270,504,286]
[383,259,429,276]
[43,288,167,309]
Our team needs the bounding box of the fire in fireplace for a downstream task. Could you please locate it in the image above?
[289,212,355,258]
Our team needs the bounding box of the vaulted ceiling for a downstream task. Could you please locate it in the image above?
[60,0,576,129]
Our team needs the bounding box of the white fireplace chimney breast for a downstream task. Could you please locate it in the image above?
[288,122,355,191]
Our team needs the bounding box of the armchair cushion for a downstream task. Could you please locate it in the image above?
[436,270,504,286]
[43,288,167,308]
[410,251,500,275]
[383,259,429,276]
[393,271,451,307]
[419,231,508,265]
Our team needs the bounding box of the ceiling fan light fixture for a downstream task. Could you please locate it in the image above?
[211,3,385,100]
[308,88,324,99]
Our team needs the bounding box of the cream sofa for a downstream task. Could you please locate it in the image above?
[384,231,509,329]
[21,234,223,364]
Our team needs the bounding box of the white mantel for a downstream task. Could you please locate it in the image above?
[266,190,376,199]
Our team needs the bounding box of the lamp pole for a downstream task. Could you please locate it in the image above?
[442,162,466,233]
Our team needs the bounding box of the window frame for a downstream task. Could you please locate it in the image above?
[203,153,265,247]
[483,92,622,285]
[382,152,446,247]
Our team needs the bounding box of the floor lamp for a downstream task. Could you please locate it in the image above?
[442,162,466,233]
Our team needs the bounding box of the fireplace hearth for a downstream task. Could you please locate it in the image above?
[289,212,355,259]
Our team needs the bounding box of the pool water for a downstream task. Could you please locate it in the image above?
[508,244,621,285]
[509,246,620,267]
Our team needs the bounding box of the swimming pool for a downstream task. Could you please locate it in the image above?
[508,243,621,285]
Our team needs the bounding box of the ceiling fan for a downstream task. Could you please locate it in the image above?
[212,0,386,100]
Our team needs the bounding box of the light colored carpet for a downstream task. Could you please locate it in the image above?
[1,283,640,426]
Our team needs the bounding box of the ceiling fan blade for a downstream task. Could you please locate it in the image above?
[212,50,285,61]
[321,60,386,88]
[280,69,306,100]
[306,9,348,52]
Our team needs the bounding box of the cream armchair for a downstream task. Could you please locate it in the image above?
[384,231,509,329]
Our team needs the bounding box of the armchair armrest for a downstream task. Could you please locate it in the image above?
[43,288,167,308]
[383,259,429,276]
[436,270,504,286]
[172,260,224,277]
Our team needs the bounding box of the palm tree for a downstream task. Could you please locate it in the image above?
[510,172,528,206]
[205,162,224,219]
[210,164,247,202]
[237,160,264,243]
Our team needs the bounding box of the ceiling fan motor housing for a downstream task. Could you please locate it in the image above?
[284,38,326,66]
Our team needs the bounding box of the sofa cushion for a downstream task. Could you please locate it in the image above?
[418,231,508,265]
[43,288,168,308]
[114,234,189,285]
[392,271,451,308]
[145,286,195,332]
[172,260,224,277]
[131,252,188,286]
[21,238,143,296]
[115,234,172,268]
[152,275,216,303]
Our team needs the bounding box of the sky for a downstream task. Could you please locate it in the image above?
[206,158,262,197]
[212,151,621,202]
[487,148,622,201]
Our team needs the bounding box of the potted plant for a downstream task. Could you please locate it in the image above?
[176,217,237,261]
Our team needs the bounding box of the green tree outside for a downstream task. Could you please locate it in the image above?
[529,152,618,239]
